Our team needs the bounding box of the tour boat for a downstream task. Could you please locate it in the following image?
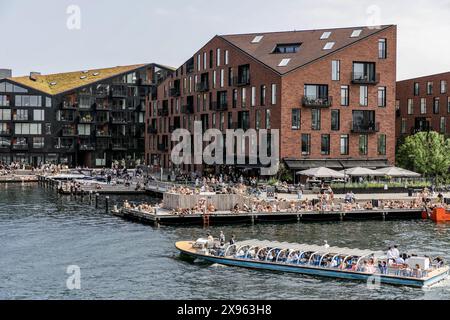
[176,239,449,288]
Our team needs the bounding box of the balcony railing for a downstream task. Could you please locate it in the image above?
[61,102,78,110]
[158,144,168,152]
[111,86,128,97]
[79,144,95,151]
[351,72,380,85]
[62,128,77,136]
[302,96,333,108]
[112,144,128,150]
[147,127,158,134]
[170,87,181,97]
[12,144,29,150]
[158,108,169,117]
[211,101,228,111]
[411,126,433,135]
[181,105,194,114]
[111,117,130,124]
[0,130,12,136]
[196,82,210,92]
[96,131,112,138]
[351,122,380,133]
[233,76,251,87]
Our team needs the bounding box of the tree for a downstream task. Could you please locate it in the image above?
[276,163,293,183]
[397,131,450,182]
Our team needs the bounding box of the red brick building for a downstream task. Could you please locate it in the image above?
[396,72,450,144]
[146,25,397,176]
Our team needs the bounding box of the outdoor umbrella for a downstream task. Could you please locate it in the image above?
[375,167,421,178]
[296,167,346,179]
[340,167,384,177]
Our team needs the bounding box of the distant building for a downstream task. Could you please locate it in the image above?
[396,71,450,144]
[0,64,173,167]
[146,25,397,176]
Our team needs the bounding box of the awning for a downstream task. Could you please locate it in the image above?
[297,167,346,179]
[284,159,390,171]
[340,167,384,177]
[375,167,421,178]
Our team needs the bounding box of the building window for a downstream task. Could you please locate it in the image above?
[197,54,201,71]
[408,99,414,115]
[241,88,247,108]
[331,110,340,131]
[225,50,229,65]
[271,84,277,105]
[448,97,450,114]
[378,134,386,155]
[301,134,311,156]
[33,109,45,121]
[78,124,91,136]
[217,48,221,66]
[360,86,368,106]
[220,69,225,88]
[311,109,321,130]
[15,95,42,107]
[15,123,42,135]
[378,39,387,59]
[14,109,28,121]
[434,97,440,114]
[212,71,216,89]
[441,80,448,94]
[421,98,427,114]
[265,109,271,129]
[321,135,330,155]
[220,112,225,131]
[0,109,11,120]
[427,81,433,95]
[359,134,368,155]
[378,87,386,107]
[341,86,349,106]
[340,135,349,155]
[332,60,340,81]
[414,82,420,96]
[203,52,207,70]
[251,87,256,107]
[273,43,301,53]
[232,89,238,108]
[440,117,447,134]
[401,118,407,134]
[0,95,11,107]
[260,85,266,106]
[292,109,301,130]
[256,110,261,130]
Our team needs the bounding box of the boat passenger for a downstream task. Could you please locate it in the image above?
[387,247,395,264]
[395,256,405,265]
[219,231,225,246]
[229,235,236,246]
[413,264,423,278]
[392,245,400,259]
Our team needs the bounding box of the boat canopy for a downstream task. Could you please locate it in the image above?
[227,239,384,260]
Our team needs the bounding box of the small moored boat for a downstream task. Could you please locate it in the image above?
[176,239,449,288]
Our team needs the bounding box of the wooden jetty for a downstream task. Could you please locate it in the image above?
[0,175,38,183]
[113,207,424,227]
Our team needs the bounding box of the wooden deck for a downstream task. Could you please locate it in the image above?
[114,207,424,226]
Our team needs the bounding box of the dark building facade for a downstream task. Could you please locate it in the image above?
[0,64,172,167]
[146,25,397,175]
[396,72,450,144]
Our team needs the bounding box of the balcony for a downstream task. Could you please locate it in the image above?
[302,96,333,108]
[96,131,112,138]
[170,87,181,97]
[62,128,77,137]
[0,130,12,136]
[111,86,128,97]
[12,144,29,150]
[158,108,169,117]
[147,127,158,135]
[211,101,228,111]
[411,126,433,135]
[196,82,210,92]
[233,76,251,87]
[79,144,95,151]
[181,104,194,114]
[111,117,131,124]
[351,72,380,85]
[61,101,78,110]
[158,143,168,152]
[95,103,111,111]
[112,143,128,151]
[78,115,94,123]
[351,122,380,133]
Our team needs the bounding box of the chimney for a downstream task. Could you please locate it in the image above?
[0,69,12,79]
[29,71,41,81]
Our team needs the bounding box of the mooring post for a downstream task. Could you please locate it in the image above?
[95,193,99,209]
[105,196,110,213]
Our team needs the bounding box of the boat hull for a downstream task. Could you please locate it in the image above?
[176,242,448,288]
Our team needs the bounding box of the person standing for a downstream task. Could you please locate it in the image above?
[219,231,226,246]
[229,235,236,245]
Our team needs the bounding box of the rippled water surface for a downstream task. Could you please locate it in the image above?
[1,183,450,300]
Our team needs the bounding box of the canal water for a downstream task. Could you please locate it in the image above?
[1,183,450,300]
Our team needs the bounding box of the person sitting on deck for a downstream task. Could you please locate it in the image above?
[123,200,131,209]
[413,264,423,278]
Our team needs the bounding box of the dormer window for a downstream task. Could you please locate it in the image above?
[251,35,264,43]
[272,43,301,54]
[351,29,362,38]
[320,31,332,40]
[323,42,335,50]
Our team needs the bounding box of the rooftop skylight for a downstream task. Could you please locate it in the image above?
[323,42,335,50]
[351,29,363,37]
[251,35,264,43]
[278,58,291,67]
[320,31,332,40]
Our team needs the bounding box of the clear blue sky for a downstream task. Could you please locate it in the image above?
[1,0,449,80]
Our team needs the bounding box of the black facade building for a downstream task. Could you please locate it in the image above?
[0,64,173,167]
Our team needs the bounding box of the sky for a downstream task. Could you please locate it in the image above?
[0,0,449,81]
